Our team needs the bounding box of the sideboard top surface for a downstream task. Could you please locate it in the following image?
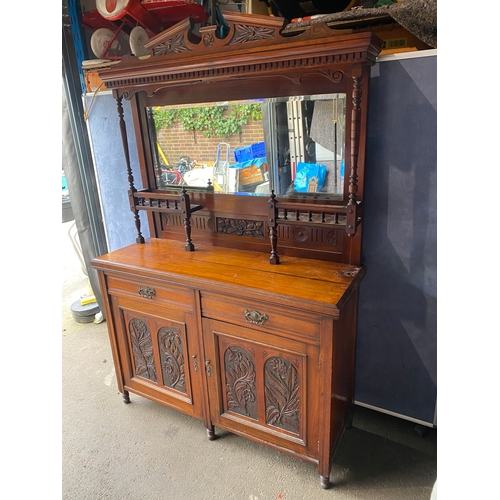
[92,238,365,314]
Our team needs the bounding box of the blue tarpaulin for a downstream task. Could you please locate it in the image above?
[230,157,267,169]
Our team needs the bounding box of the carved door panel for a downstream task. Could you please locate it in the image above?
[111,296,203,419]
[203,318,320,458]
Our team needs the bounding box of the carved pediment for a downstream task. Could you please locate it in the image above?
[144,13,286,56]
[98,12,382,99]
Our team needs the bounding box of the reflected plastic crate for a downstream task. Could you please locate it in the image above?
[233,142,266,163]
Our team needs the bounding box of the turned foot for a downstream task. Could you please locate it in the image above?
[206,426,216,440]
[122,391,131,404]
[320,475,331,489]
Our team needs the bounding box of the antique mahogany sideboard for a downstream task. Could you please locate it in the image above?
[91,13,382,488]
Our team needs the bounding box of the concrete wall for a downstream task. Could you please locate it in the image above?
[85,93,150,252]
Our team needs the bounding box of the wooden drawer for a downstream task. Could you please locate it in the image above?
[105,274,194,311]
[201,292,321,343]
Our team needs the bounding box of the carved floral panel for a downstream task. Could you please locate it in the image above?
[129,318,157,382]
[224,346,258,420]
[265,357,300,434]
[158,326,186,394]
[217,218,265,238]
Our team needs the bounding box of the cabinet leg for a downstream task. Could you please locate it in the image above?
[206,425,216,441]
[320,475,331,489]
[122,390,131,404]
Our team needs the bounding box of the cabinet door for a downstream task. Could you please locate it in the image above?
[110,295,203,419]
[203,318,320,460]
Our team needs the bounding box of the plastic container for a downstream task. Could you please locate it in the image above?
[233,142,266,163]
[71,299,100,323]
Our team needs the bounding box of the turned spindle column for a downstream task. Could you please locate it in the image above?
[180,188,195,251]
[268,191,279,265]
[346,73,362,237]
[116,96,144,244]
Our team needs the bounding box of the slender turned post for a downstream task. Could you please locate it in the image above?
[349,74,362,207]
[116,96,144,243]
[346,74,362,237]
[268,191,279,264]
[180,188,195,251]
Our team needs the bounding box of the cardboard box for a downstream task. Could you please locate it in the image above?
[238,165,265,187]
[371,23,432,55]
[83,69,107,93]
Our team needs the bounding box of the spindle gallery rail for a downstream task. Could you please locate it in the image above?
[129,188,202,251]
[268,191,362,264]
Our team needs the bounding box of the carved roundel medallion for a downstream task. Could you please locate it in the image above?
[293,226,308,243]
[203,32,215,48]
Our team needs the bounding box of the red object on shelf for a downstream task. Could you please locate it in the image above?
[82,0,208,59]
[81,9,118,31]
[93,0,208,36]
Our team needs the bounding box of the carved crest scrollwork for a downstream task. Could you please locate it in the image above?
[154,33,190,55]
[318,69,344,84]
[229,24,276,45]
[121,89,140,100]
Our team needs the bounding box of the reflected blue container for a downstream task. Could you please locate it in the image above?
[233,142,266,163]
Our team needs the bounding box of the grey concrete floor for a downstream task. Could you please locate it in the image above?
[62,221,437,500]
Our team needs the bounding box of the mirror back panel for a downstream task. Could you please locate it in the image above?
[98,13,382,264]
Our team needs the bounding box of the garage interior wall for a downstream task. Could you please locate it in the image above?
[62,10,108,317]
[359,52,437,425]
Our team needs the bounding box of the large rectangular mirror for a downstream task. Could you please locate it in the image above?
[147,92,346,200]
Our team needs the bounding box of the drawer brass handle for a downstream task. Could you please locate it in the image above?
[138,286,156,299]
[244,309,268,325]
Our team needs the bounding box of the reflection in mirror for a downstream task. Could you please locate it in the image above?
[147,93,346,199]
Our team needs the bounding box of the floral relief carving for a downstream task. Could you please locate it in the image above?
[265,357,300,434]
[154,34,190,55]
[225,347,258,420]
[217,218,264,238]
[158,326,186,393]
[230,24,276,45]
[129,318,157,382]
[326,229,338,246]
